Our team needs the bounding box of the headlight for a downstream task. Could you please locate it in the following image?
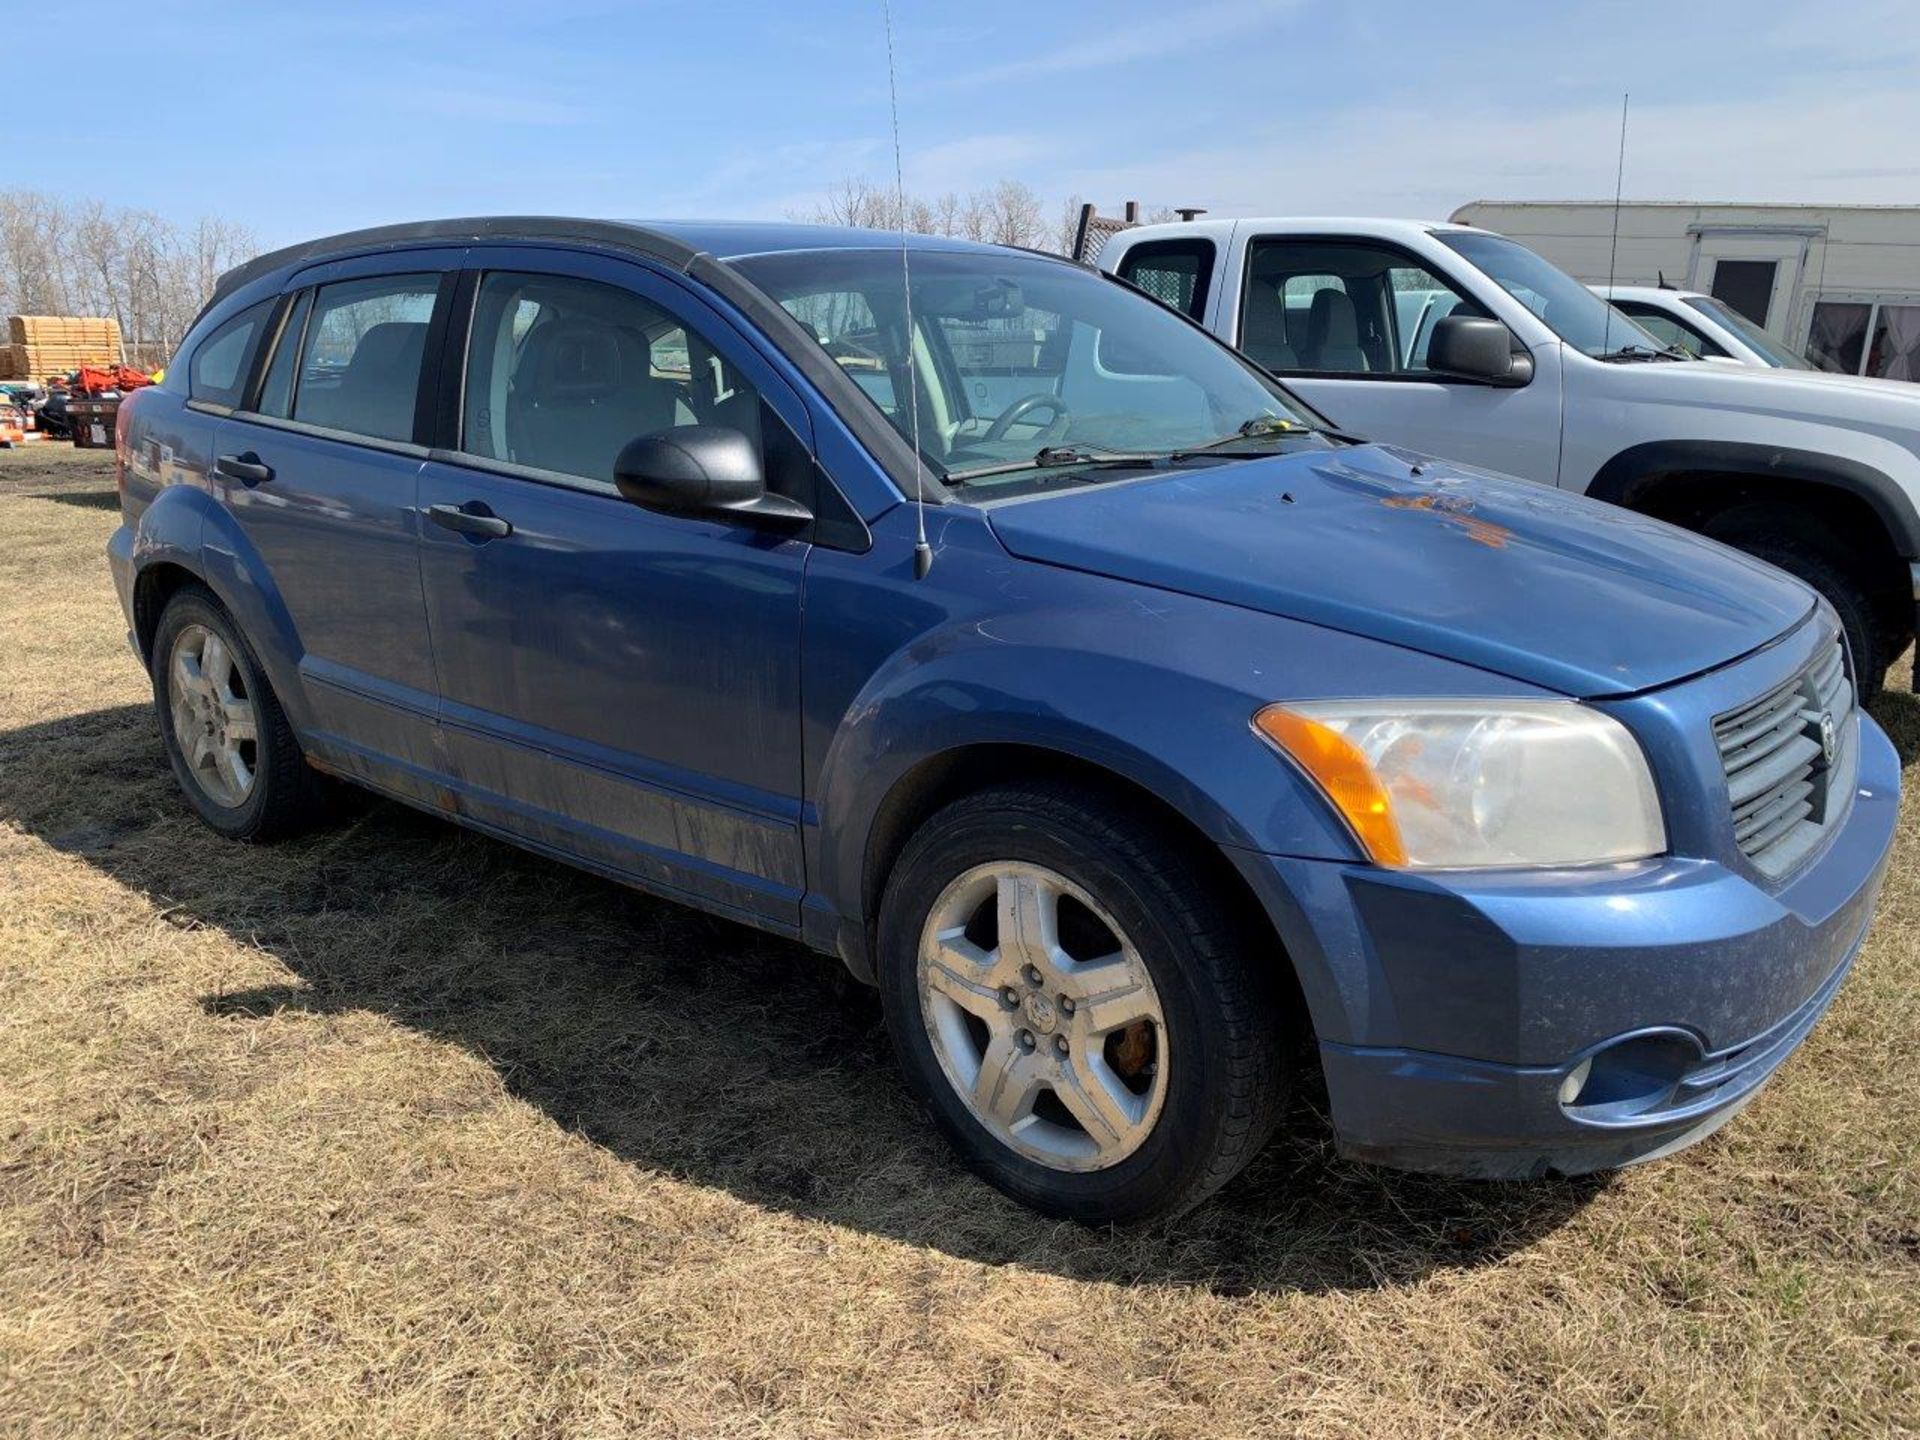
[1253,700,1665,869]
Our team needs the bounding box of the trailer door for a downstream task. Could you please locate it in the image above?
[1687,231,1809,340]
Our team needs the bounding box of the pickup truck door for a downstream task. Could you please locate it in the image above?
[1221,233,1564,485]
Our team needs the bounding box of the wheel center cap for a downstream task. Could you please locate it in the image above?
[1022,990,1058,1034]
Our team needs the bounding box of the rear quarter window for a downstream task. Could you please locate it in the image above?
[1116,239,1216,321]
[188,300,274,408]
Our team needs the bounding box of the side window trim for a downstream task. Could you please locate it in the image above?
[1236,233,1496,382]
[237,289,307,415]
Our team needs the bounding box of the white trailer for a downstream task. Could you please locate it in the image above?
[1448,201,1920,382]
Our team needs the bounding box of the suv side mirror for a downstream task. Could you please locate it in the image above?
[1428,315,1533,386]
[613,425,811,530]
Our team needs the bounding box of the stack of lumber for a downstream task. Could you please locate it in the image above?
[2,315,123,380]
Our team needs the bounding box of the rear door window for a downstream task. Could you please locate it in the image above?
[188,300,274,408]
[1115,239,1216,320]
[291,275,440,442]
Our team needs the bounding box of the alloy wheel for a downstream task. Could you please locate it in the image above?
[916,861,1169,1172]
[167,622,259,809]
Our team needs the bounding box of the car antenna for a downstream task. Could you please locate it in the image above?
[882,0,934,580]
[1602,91,1629,353]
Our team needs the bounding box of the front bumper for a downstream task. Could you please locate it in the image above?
[1232,710,1899,1179]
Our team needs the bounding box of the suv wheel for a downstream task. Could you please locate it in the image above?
[877,782,1288,1224]
[152,586,330,841]
[1702,504,1897,699]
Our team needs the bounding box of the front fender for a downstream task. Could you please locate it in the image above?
[806,529,1545,963]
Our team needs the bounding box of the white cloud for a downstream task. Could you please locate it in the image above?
[1053,81,1920,220]
[943,0,1301,87]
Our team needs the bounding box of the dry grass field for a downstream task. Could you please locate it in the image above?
[1,443,1916,1439]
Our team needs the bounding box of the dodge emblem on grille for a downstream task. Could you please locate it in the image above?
[1818,710,1837,765]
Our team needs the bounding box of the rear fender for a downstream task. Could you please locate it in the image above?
[132,483,312,730]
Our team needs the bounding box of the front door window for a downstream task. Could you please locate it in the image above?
[1240,239,1487,377]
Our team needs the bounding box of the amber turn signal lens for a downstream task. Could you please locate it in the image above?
[1252,704,1408,866]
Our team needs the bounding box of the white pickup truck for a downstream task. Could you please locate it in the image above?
[1097,218,1920,689]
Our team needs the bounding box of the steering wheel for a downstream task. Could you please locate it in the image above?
[981,392,1072,444]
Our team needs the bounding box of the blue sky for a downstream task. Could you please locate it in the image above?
[34,0,1920,248]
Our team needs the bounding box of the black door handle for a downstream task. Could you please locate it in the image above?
[427,502,513,539]
[215,452,273,485]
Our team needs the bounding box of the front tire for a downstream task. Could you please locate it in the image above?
[1702,505,1902,698]
[877,782,1289,1224]
[151,585,330,842]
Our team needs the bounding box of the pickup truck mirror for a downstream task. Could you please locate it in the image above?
[614,425,812,531]
[1428,315,1532,386]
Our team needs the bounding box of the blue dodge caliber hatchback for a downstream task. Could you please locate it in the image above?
[110,218,1898,1222]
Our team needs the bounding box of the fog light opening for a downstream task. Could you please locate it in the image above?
[1559,1031,1701,1120]
[1557,1058,1593,1107]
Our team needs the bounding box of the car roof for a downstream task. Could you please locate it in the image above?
[1109,216,1478,248]
[1590,284,1711,303]
[210,215,1026,307]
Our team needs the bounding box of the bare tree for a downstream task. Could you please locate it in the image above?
[0,191,257,368]
[795,178,1192,258]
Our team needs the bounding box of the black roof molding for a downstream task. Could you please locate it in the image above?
[208,216,700,309]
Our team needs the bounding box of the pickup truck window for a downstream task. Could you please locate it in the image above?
[1115,239,1215,321]
[1682,296,1812,369]
[734,247,1313,486]
[1435,231,1662,358]
[1239,239,1485,377]
[1614,302,1727,360]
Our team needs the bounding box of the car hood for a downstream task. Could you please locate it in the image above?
[985,445,1814,698]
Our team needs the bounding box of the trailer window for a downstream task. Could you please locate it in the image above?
[1807,302,1871,375]
[1867,304,1920,382]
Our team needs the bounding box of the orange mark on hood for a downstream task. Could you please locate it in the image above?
[1380,494,1511,549]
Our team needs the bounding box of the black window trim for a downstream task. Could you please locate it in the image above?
[238,288,307,415]
[1235,232,1513,386]
[1114,236,1218,323]
[427,260,870,552]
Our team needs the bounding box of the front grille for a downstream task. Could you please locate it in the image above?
[1713,638,1854,878]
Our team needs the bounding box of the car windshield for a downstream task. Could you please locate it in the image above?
[729,247,1323,493]
[1435,231,1666,358]
[1684,295,1814,369]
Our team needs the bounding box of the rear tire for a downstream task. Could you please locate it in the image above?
[877,781,1289,1224]
[1702,505,1897,699]
[151,585,331,842]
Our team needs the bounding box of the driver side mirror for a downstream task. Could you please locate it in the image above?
[1428,316,1533,387]
[613,425,811,530]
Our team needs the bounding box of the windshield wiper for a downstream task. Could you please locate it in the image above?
[1593,342,1691,363]
[945,443,1167,484]
[1170,414,1351,458]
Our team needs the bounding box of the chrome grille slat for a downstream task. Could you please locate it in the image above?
[1713,637,1854,879]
